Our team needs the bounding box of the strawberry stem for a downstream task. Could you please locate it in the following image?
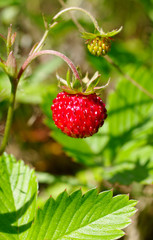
[0,81,17,155]
[52,6,101,32]
[17,50,81,82]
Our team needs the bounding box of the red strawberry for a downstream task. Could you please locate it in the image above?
[51,70,109,138]
[51,92,107,138]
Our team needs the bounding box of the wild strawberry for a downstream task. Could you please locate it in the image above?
[51,92,107,138]
[82,26,123,57]
[51,70,109,138]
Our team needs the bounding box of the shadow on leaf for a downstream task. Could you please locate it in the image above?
[109,159,153,185]
[0,193,36,234]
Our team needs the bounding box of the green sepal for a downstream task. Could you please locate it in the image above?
[60,86,78,94]
[101,26,123,37]
[85,71,101,93]
[72,78,82,92]
[81,31,99,40]
[87,71,101,88]
[56,73,68,89]
[81,26,123,40]
[66,69,72,88]
[94,77,111,94]
[56,70,110,95]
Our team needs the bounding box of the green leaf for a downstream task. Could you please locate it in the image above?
[102,65,153,184]
[106,65,153,160]
[0,153,38,240]
[29,189,137,240]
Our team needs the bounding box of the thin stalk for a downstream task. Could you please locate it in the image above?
[0,82,17,155]
[59,0,85,32]
[104,55,153,100]
[17,50,81,81]
[52,6,101,32]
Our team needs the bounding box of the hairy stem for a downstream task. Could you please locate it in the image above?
[53,6,101,32]
[104,55,153,100]
[18,50,80,81]
[58,0,85,32]
[0,82,17,155]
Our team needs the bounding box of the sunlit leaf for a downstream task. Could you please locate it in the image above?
[29,189,137,240]
[0,153,38,240]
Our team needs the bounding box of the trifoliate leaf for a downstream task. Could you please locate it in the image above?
[29,189,137,240]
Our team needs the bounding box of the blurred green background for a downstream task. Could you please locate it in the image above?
[0,0,153,239]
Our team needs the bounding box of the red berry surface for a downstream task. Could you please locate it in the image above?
[51,92,107,138]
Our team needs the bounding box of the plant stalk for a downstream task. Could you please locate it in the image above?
[18,50,81,81]
[0,81,17,155]
[53,6,101,32]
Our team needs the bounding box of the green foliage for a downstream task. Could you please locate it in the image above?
[103,65,153,184]
[0,153,137,240]
[0,153,37,240]
[29,189,137,240]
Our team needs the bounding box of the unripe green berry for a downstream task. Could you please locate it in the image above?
[87,37,111,56]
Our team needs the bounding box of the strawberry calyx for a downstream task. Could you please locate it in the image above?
[82,26,123,40]
[56,69,110,95]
